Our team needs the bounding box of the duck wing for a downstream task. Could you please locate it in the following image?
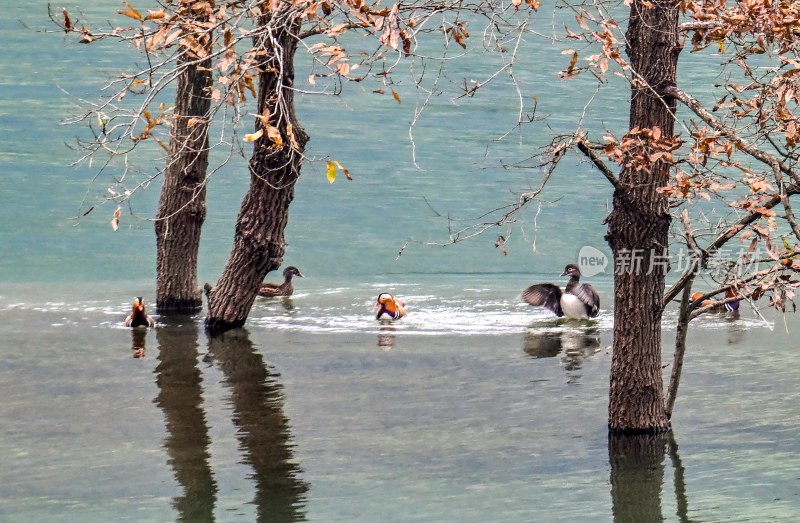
[522,284,564,317]
[258,283,290,297]
[571,283,600,318]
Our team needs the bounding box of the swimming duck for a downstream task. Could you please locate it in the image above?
[125,296,155,328]
[375,293,407,320]
[258,266,303,297]
[691,288,741,313]
[522,264,600,319]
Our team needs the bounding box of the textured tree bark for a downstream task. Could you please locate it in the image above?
[204,13,308,332]
[155,44,211,313]
[606,0,680,433]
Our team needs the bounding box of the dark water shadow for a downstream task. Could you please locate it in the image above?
[153,315,217,522]
[608,432,694,523]
[523,328,601,382]
[207,328,309,522]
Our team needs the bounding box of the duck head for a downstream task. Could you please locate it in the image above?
[376,293,394,306]
[283,266,304,279]
[133,296,145,313]
[561,264,582,278]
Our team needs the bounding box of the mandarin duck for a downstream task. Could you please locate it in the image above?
[125,296,155,328]
[258,266,303,297]
[375,293,407,321]
[523,263,600,319]
[691,288,741,313]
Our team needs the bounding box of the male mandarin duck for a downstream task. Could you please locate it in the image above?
[691,288,741,313]
[125,296,155,328]
[258,266,303,297]
[523,263,600,320]
[375,293,407,320]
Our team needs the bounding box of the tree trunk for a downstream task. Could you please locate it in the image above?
[155,46,212,313]
[606,0,680,434]
[204,13,308,332]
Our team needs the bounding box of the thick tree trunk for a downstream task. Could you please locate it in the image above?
[204,14,308,332]
[155,48,212,313]
[606,0,680,433]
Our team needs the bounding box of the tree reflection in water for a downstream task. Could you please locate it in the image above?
[153,320,307,521]
[207,328,309,522]
[154,316,217,522]
[608,432,693,523]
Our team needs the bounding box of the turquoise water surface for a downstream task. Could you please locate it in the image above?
[2,2,800,522]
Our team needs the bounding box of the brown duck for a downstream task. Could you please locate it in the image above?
[523,264,600,320]
[258,266,304,297]
[124,297,155,328]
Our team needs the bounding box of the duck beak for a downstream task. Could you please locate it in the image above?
[297,271,304,278]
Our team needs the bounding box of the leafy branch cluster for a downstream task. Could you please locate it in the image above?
[54,0,538,224]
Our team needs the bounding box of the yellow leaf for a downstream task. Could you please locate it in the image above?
[118,2,143,21]
[266,125,283,146]
[334,160,352,180]
[326,161,336,183]
[144,10,165,21]
[254,107,271,125]
[243,128,263,142]
[391,88,401,104]
[286,122,299,150]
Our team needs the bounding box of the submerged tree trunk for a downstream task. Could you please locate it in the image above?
[155,44,212,313]
[606,0,680,433]
[204,13,308,332]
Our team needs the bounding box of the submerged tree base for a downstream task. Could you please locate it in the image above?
[608,424,671,436]
[156,297,203,315]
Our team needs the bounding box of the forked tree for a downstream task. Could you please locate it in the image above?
[56,0,541,328]
[57,0,800,432]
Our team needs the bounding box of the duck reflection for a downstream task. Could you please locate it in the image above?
[279,297,296,313]
[153,316,216,522]
[608,431,692,523]
[207,329,308,521]
[523,328,601,378]
[377,325,397,350]
[725,315,745,345]
[131,328,147,359]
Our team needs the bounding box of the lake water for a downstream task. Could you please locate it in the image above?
[2,2,800,521]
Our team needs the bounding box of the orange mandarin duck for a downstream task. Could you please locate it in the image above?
[375,293,407,321]
[124,297,155,328]
[691,288,741,313]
